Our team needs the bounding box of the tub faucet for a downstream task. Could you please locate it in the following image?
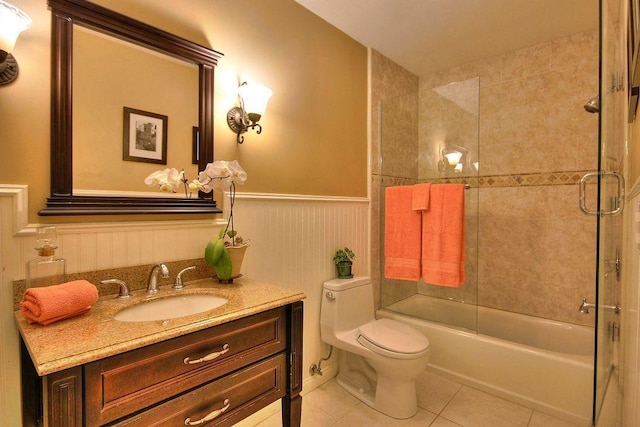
[147,263,169,294]
[578,298,596,314]
[579,298,621,314]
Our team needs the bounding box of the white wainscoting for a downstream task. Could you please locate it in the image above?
[0,185,369,426]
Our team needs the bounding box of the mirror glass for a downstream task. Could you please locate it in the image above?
[73,27,199,196]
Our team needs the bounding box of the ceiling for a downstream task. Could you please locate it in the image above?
[294,0,599,76]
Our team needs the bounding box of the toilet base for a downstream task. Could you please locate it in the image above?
[374,374,418,419]
[336,351,419,419]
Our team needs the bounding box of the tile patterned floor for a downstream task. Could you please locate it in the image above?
[249,371,582,427]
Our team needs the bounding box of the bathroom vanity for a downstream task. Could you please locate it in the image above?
[16,278,304,426]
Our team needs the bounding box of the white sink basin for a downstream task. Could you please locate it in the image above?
[114,294,228,322]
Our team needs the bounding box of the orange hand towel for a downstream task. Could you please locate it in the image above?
[412,183,431,211]
[384,186,422,281]
[422,184,465,287]
[20,280,99,326]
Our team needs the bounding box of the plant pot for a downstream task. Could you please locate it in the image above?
[227,244,248,277]
[213,244,249,283]
[336,261,353,279]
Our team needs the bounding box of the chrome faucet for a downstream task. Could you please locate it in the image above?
[101,279,130,299]
[578,298,596,314]
[147,263,169,294]
[173,266,196,290]
[579,298,621,314]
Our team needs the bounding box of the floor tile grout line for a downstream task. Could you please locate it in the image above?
[432,380,464,416]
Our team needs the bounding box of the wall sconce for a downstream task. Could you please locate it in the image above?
[227,82,273,144]
[0,0,31,85]
[438,144,469,174]
[444,151,463,167]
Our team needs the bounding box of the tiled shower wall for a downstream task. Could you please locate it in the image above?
[372,30,599,326]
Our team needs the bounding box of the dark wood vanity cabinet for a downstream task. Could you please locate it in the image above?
[21,302,303,427]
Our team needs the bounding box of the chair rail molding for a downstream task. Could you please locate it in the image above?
[0,185,30,236]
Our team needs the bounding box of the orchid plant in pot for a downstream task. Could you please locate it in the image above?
[145,160,248,282]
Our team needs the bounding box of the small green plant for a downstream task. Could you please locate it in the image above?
[333,247,355,265]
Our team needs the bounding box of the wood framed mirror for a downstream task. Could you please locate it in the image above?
[40,0,223,215]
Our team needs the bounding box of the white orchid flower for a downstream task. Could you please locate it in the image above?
[188,178,205,193]
[145,161,246,198]
[227,160,247,185]
[144,168,182,193]
[197,160,247,192]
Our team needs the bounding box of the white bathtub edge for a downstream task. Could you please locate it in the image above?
[377,308,593,426]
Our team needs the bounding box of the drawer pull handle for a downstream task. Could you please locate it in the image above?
[184,398,230,425]
[183,344,230,365]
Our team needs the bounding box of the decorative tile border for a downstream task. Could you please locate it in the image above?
[377,170,595,189]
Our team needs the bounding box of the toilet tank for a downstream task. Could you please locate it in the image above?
[320,276,376,338]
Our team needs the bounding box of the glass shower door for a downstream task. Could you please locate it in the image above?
[593,0,625,423]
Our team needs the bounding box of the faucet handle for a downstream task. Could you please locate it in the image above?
[101,279,131,299]
[173,266,196,290]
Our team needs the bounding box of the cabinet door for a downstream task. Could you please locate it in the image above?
[45,367,83,427]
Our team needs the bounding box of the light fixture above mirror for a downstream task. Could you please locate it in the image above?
[227,82,273,144]
[0,0,31,85]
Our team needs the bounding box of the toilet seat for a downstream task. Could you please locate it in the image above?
[357,318,430,359]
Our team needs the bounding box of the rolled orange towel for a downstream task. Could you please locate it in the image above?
[20,280,99,326]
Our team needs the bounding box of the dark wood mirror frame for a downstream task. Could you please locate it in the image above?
[40,0,224,215]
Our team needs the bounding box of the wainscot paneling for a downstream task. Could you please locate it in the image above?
[0,185,370,426]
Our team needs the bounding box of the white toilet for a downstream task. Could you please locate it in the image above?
[320,276,430,419]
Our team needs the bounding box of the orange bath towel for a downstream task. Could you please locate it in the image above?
[20,280,99,326]
[422,184,465,287]
[384,186,422,280]
[412,183,431,211]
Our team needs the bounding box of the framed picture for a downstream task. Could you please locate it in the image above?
[629,0,640,121]
[123,107,168,164]
[192,126,200,165]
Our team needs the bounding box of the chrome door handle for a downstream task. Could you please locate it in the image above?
[579,171,625,216]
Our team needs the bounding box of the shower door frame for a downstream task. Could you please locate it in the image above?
[593,0,626,423]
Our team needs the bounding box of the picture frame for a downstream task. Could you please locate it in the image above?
[192,126,200,165]
[629,0,640,121]
[123,107,168,164]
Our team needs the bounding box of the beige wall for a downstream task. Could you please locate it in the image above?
[0,0,368,222]
[374,30,599,326]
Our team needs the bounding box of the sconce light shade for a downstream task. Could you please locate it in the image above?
[238,82,272,121]
[444,151,462,166]
[0,0,31,85]
[227,82,272,144]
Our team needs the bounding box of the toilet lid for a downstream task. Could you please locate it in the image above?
[357,318,429,357]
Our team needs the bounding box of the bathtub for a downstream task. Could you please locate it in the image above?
[379,294,594,426]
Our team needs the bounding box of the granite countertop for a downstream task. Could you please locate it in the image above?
[15,277,305,376]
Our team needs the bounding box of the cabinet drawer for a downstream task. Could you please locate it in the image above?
[110,353,287,427]
[85,307,286,426]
